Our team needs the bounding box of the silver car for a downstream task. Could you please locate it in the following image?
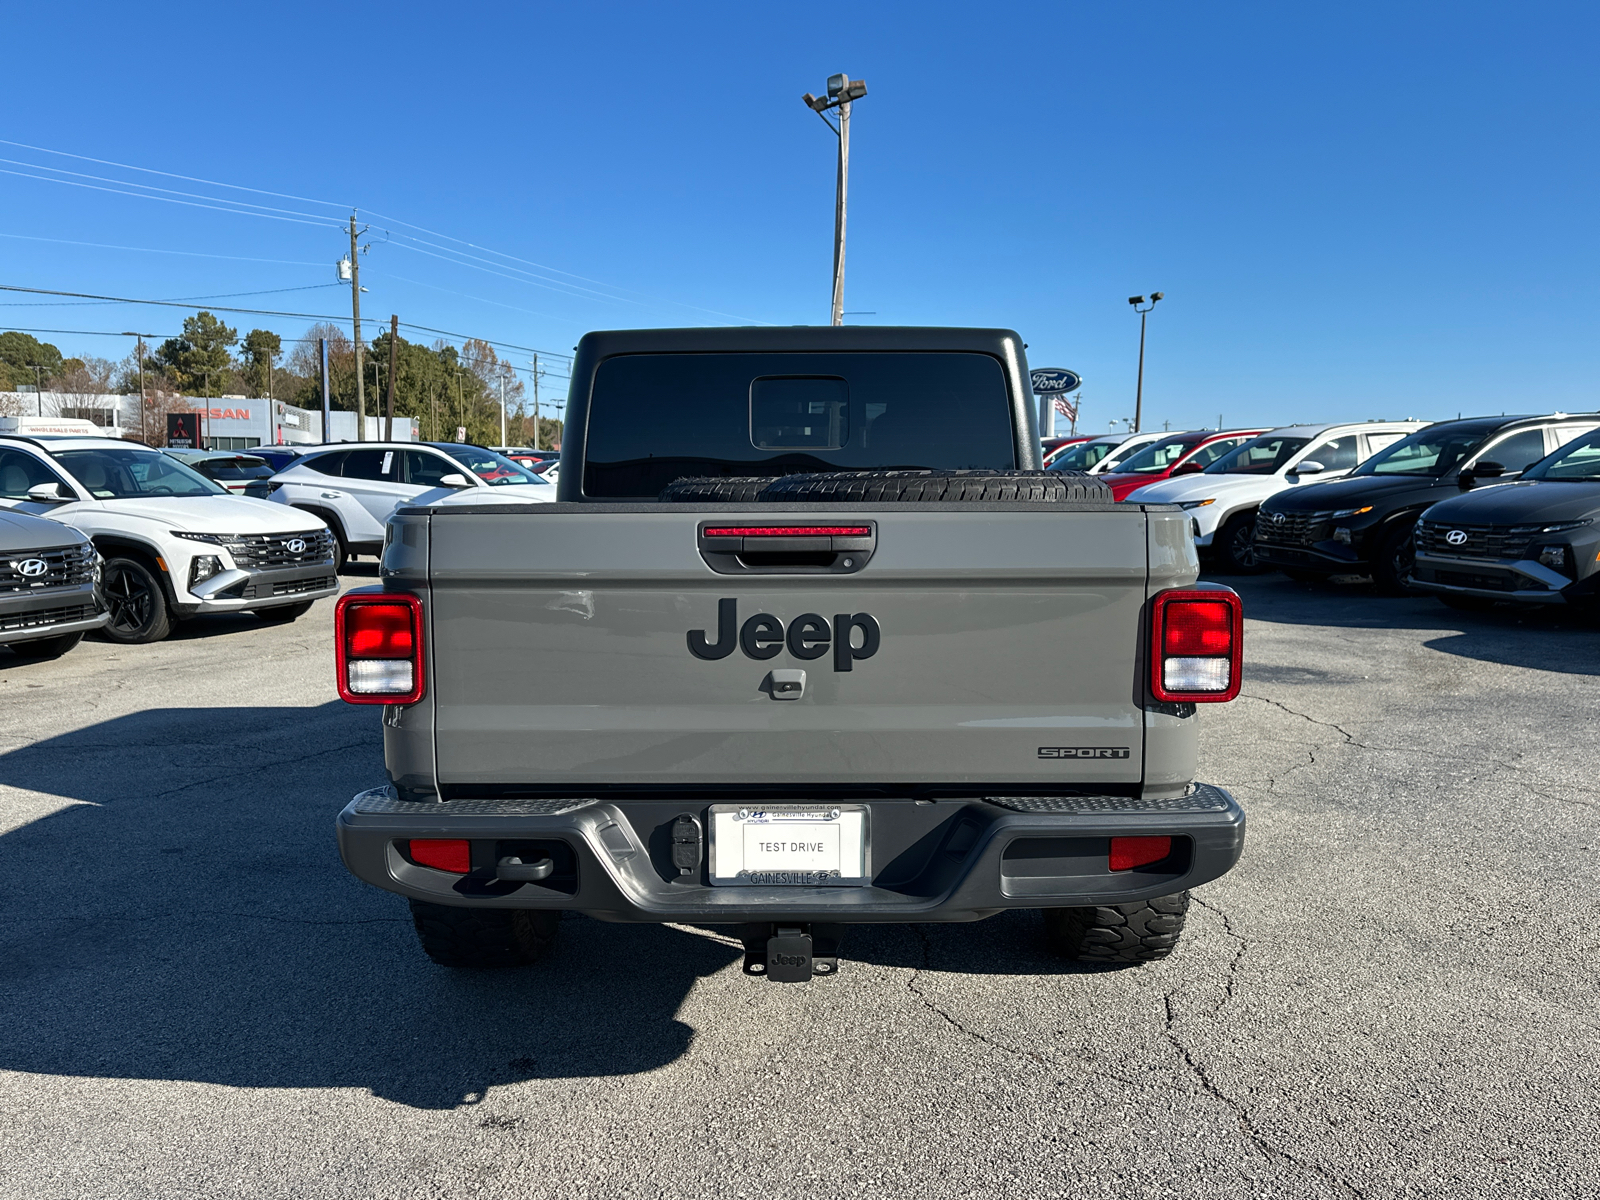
[0,508,106,659]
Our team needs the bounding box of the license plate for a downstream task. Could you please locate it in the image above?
[707,804,870,886]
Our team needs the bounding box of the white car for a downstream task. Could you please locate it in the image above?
[266,441,555,567]
[1123,421,1427,571]
[0,435,338,643]
[1046,430,1172,475]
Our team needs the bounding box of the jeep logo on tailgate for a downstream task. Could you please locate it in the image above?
[1038,747,1132,759]
[688,599,880,672]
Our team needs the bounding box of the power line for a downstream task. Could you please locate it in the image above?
[0,138,352,209]
[0,283,346,308]
[0,167,342,229]
[0,231,325,266]
[0,283,572,358]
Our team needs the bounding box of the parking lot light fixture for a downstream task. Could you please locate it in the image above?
[802,72,869,326]
[1128,292,1163,433]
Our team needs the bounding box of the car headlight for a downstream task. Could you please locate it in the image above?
[1537,519,1592,534]
[1332,505,1373,519]
[1178,499,1216,510]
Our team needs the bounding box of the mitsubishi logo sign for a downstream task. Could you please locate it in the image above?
[284,538,307,555]
[15,558,47,577]
[1445,530,1469,546]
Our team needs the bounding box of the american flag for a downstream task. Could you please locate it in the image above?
[1053,396,1078,422]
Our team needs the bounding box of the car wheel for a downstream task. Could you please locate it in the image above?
[407,901,559,967]
[8,631,85,659]
[1217,512,1267,573]
[100,556,172,644]
[255,600,314,624]
[1043,892,1189,964]
[1371,523,1418,595]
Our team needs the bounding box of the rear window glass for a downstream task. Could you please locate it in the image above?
[583,352,1016,497]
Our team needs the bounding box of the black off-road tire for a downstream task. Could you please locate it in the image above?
[1043,892,1190,964]
[100,555,172,644]
[1371,522,1418,595]
[660,476,782,503]
[1216,512,1267,573]
[7,631,85,659]
[761,469,1110,503]
[408,901,559,968]
[255,600,315,624]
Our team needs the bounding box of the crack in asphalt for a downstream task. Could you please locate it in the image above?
[901,926,1144,1087]
[1190,894,1247,1004]
[1163,990,1366,1198]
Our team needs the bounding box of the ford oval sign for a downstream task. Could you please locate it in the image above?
[1030,368,1082,395]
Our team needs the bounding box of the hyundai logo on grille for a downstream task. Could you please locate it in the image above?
[1272,512,1286,525]
[1445,530,1469,546]
[285,538,307,554]
[15,559,47,577]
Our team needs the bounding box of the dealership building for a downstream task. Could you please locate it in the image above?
[0,392,416,446]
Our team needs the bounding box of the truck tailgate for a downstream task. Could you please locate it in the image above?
[425,507,1152,788]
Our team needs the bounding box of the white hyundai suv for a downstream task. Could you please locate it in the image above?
[1123,421,1427,571]
[0,435,338,643]
[265,441,555,567]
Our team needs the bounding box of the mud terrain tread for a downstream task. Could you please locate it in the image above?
[760,469,1109,503]
[660,477,781,502]
[407,901,558,968]
[1044,892,1190,963]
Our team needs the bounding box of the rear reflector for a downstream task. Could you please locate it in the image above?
[1109,836,1172,872]
[701,525,872,538]
[336,591,425,705]
[1150,587,1243,703]
[409,839,470,873]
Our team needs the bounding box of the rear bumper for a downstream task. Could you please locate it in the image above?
[336,785,1246,923]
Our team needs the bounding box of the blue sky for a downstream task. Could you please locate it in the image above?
[0,1,1594,432]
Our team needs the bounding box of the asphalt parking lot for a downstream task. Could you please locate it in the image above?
[2,569,1597,1200]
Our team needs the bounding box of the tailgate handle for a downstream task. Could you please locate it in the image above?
[496,855,554,882]
[697,522,876,575]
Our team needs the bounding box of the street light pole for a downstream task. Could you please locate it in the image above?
[1127,292,1163,433]
[803,73,869,326]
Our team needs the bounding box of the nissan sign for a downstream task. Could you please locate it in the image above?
[1030,368,1082,395]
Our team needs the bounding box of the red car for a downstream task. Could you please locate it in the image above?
[1103,429,1267,501]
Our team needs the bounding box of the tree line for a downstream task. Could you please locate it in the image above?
[0,314,562,449]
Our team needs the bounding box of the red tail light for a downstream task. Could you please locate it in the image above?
[1109,836,1172,871]
[409,839,470,873]
[1150,587,1243,702]
[335,591,425,705]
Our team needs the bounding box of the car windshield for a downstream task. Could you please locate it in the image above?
[1203,436,1311,475]
[439,446,550,487]
[1047,441,1117,472]
[1352,425,1497,477]
[56,447,226,498]
[1108,435,1207,474]
[1525,428,1600,481]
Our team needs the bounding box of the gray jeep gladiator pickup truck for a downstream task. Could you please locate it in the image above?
[334,327,1245,981]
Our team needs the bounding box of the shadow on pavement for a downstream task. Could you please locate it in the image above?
[0,702,737,1109]
[1218,571,1600,676]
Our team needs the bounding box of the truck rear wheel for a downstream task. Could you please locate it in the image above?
[1043,892,1189,964]
[407,901,559,967]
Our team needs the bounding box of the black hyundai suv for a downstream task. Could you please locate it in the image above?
[1253,413,1600,591]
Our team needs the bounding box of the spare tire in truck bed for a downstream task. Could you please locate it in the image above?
[659,476,781,503]
[759,469,1110,503]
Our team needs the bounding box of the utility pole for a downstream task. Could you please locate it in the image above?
[347,212,367,441]
[132,335,146,443]
[803,73,869,326]
[29,365,44,416]
[1127,292,1163,433]
[319,337,331,442]
[530,354,541,449]
[498,372,507,447]
[385,315,398,442]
